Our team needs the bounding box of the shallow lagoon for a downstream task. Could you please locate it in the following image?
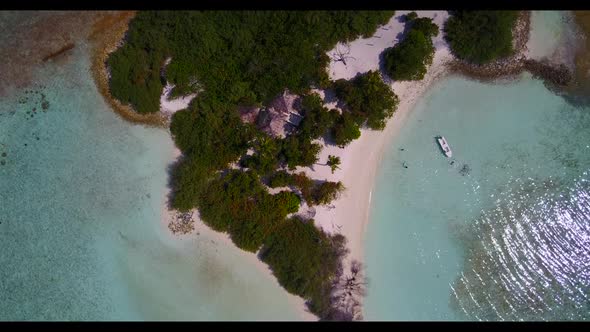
[364,69,590,321]
[0,40,304,320]
[365,10,590,321]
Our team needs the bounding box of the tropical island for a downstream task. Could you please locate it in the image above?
[98,10,575,320]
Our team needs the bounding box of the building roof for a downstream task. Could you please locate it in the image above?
[239,90,304,138]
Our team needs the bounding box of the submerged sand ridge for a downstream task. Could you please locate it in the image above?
[0,11,119,98]
[0,10,168,127]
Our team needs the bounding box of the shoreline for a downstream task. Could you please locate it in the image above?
[300,11,454,317]
[156,11,455,320]
[303,10,573,317]
[448,11,531,82]
[88,11,168,128]
[303,49,452,265]
[100,10,545,320]
[159,148,317,321]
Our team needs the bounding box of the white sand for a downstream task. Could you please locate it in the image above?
[159,10,453,320]
[159,147,316,321]
[304,10,452,267]
[159,57,198,116]
[159,82,197,116]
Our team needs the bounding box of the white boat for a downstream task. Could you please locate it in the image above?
[436,136,452,158]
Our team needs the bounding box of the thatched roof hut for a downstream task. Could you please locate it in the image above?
[240,90,304,138]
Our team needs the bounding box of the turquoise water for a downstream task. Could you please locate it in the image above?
[364,72,590,320]
[528,11,568,60]
[364,12,590,320]
[0,35,304,320]
[4,11,588,322]
[364,11,590,321]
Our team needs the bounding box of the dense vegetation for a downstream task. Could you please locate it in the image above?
[109,9,523,320]
[443,11,519,64]
[108,11,394,114]
[108,11,400,319]
[197,170,300,252]
[260,217,348,319]
[331,112,361,147]
[268,170,345,206]
[333,70,399,133]
[239,92,338,175]
[382,12,439,81]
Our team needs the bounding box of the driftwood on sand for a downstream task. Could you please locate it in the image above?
[328,259,368,321]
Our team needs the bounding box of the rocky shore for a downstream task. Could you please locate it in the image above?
[524,60,573,87]
[449,11,573,89]
[448,11,531,81]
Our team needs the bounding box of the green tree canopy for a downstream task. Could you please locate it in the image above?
[197,170,304,252]
[260,216,348,316]
[107,11,397,320]
[333,70,399,132]
[406,12,439,38]
[331,112,361,148]
[382,13,438,81]
[108,11,394,114]
[327,155,341,174]
[443,11,519,64]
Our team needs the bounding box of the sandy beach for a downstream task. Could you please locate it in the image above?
[158,57,198,118]
[157,11,454,320]
[159,83,197,118]
[159,147,317,321]
[300,10,452,272]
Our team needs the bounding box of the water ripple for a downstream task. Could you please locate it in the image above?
[451,173,590,321]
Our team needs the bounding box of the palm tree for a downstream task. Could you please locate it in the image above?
[327,155,341,174]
